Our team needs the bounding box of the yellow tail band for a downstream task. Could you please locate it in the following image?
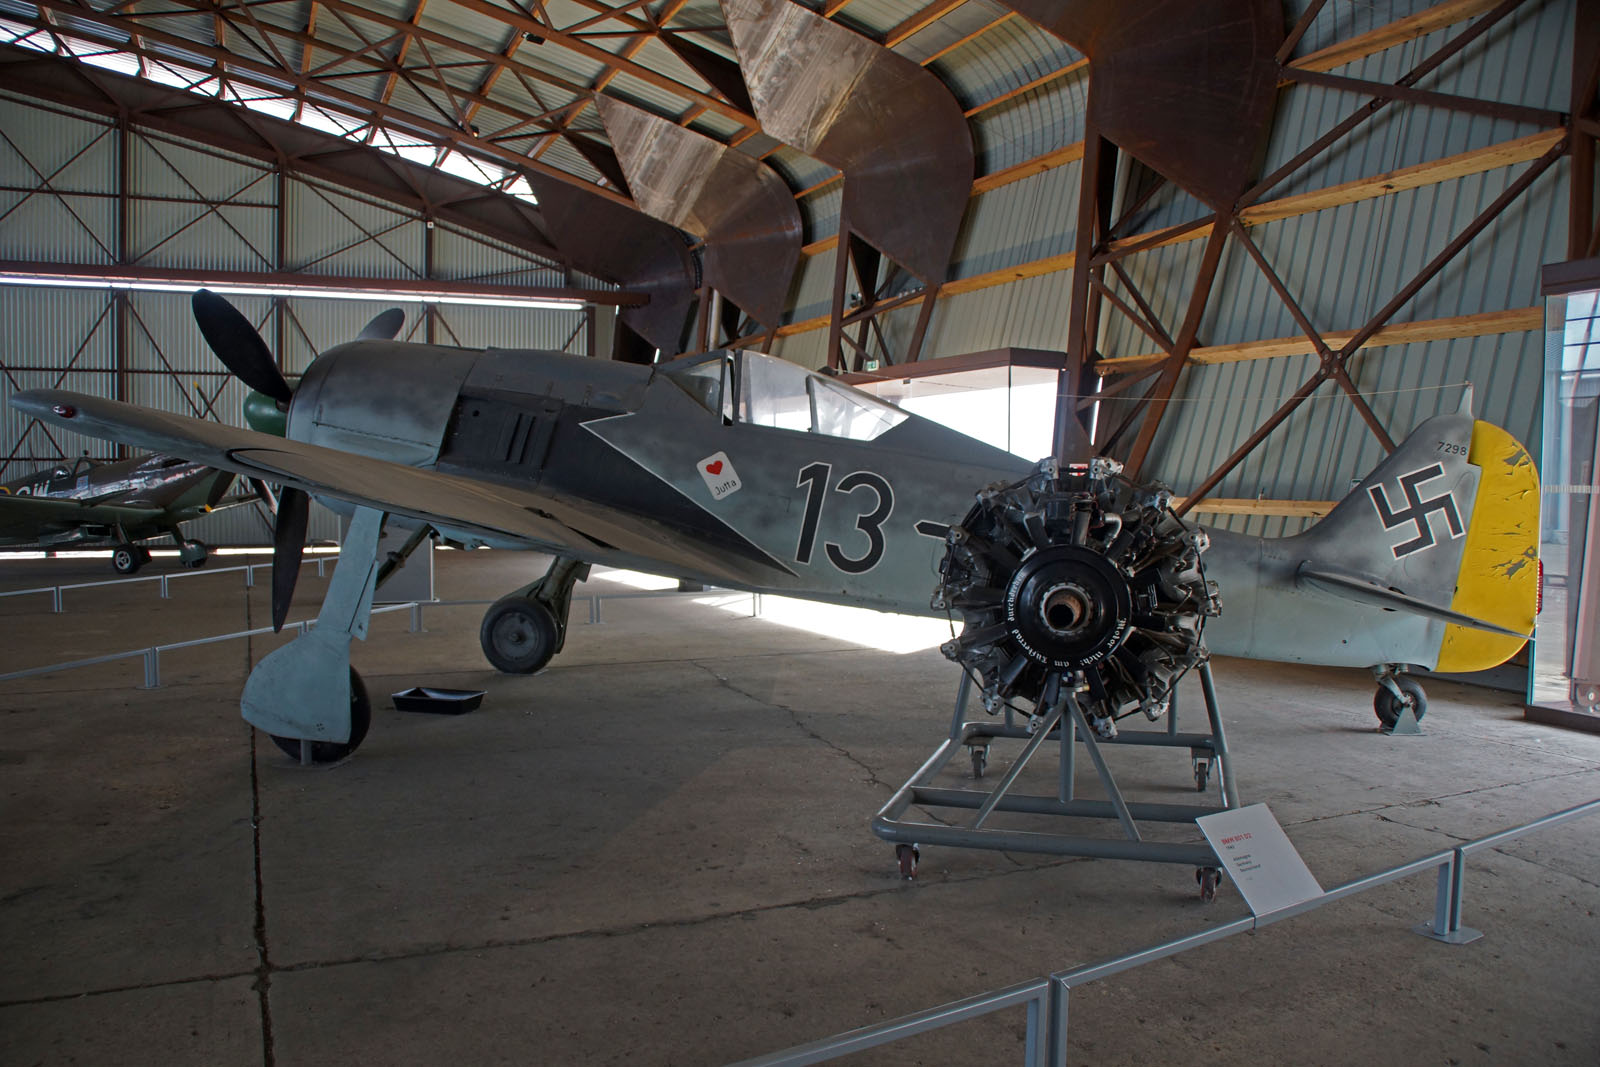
[1434,420,1539,673]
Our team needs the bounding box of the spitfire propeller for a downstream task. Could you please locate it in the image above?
[190,289,404,632]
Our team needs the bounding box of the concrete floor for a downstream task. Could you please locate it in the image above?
[1,548,1597,1066]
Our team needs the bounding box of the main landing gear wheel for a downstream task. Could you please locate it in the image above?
[480,597,560,674]
[179,540,209,569]
[1196,866,1222,902]
[112,544,150,575]
[269,668,372,764]
[1374,677,1427,730]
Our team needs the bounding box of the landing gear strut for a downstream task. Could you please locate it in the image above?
[480,556,589,674]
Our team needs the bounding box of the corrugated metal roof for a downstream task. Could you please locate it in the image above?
[950,160,1078,279]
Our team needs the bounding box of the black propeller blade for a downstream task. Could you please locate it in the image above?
[357,308,406,341]
[271,487,311,632]
[192,289,292,403]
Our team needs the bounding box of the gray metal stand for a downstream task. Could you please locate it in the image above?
[872,663,1239,890]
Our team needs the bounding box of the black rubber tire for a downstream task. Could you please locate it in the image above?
[1374,676,1428,730]
[270,667,372,764]
[480,596,559,674]
[112,545,143,575]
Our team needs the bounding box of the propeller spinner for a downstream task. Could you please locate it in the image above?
[190,289,403,632]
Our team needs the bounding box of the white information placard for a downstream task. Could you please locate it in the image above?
[1196,803,1324,917]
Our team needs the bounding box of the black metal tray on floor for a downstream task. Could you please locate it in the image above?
[391,687,486,714]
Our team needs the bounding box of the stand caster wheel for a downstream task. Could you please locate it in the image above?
[1193,757,1212,792]
[895,844,920,881]
[971,745,988,779]
[1196,866,1222,903]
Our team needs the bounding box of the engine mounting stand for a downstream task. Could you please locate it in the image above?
[871,662,1240,887]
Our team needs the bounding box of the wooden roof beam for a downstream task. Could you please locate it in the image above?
[1093,306,1543,374]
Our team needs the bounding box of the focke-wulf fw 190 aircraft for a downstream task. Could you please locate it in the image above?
[0,452,245,573]
[10,292,1538,765]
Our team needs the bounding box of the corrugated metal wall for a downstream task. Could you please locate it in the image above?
[0,90,598,547]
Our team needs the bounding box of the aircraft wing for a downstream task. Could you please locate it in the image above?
[10,390,793,587]
[0,492,166,541]
[1296,563,1531,639]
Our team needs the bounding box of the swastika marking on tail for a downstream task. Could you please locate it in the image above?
[1367,463,1464,559]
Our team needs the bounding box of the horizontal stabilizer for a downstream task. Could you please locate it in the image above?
[1296,563,1530,640]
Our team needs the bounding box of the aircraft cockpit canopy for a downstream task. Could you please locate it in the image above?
[664,351,908,442]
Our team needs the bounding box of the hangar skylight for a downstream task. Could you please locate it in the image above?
[0,17,538,204]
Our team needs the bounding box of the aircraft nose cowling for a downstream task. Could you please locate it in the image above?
[287,341,478,467]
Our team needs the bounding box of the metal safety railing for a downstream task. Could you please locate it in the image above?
[0,578,760,689]
[0,557,331,613]
[733,797,1600,1067]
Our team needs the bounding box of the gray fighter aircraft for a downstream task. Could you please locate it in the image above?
[0,452,244,573]
[8,292,1538,761]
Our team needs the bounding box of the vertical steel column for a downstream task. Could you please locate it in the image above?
[1571,1,1599,259]
[114,109,130,458]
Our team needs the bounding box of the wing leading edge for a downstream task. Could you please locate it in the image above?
[10,390,793,588]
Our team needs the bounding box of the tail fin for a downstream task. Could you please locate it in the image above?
[1293,409,1538,670]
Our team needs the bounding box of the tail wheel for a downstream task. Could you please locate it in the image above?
[480,596,559,674]
[1374,676,1427,730]
[270,667,372,764]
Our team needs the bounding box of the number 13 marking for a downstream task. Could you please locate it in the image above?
[795,461,894,574]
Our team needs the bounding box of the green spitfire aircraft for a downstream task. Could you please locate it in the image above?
[9,291,1538,763]
[0,451,246,573]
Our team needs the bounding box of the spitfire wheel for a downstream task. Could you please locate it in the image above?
[480,596,559,674]
[179,540,209,569]
[112,545,148,575]
[270,667,372,764]
[1374,677,1427,730]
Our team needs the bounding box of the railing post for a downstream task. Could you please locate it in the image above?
[1415,847,1482,944]
[52,586,63,613]
[591,596,601,624]
[159,574,170,599]
[1045,979,1069,1067]
[1024,992,1043,1067]
[142,648,159,689]
[245,565,255,589]
[410,602,423,632]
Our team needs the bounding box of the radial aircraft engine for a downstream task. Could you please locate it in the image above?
[9,291,1537,761]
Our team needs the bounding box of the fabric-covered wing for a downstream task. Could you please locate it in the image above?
[10,390,791,587]
[0,492,164,542]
